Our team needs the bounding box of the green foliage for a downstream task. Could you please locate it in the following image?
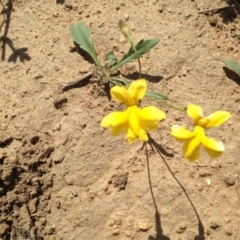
[224,60,240,75]
[145,91,168,101]
[105,51,118,69]
[70,22,102,69]
[110,39,160,73]
[69,21,170,106]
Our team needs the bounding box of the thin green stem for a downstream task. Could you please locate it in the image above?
[132,45,142,79]
[157,100,186,112]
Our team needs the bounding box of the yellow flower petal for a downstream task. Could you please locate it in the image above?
[101,110,129,136]
[182,126,202,161]
[171,125,197,141]
[126,106,152,143]
[137,106,166,131]
[126,128,137,144]
[128,79,147,104]
[183,139,200,161]
[126,126,148,144]
[187,104,204,124]
[205,111,232,128]
[138,130,149,142]
[200,130,225,155]
[110,86,130,105]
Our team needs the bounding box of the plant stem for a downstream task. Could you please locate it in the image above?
[157,100,185,112]
[132,45,142,79]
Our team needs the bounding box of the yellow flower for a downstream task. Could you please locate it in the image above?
[101,79,166,144]
[171,104,232,161]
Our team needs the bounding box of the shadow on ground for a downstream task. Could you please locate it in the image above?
[1,0,31,62]
[223,66,240,85]
[145,136,205,240]
[125,72,164,83]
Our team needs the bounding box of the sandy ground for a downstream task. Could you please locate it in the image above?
[1,0,240,239]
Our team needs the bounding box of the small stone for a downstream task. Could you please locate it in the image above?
[158,3,165,13]
[52,123,61,132]
[52,152,65,164]
[112,229,120,235]
[210,221,221,230]
[176,223,187,234]
[199,169,207,177]
[64,4,73,10]
[119,36,127,44]
[43,174,53,188]
[80,123,86,129]
[139,222,148,231]
[124,14,129,21]
[207,179,211,185]
[224,175,235,187]
[28,199,38,214]
[39,217,47,225]
[30,135,40,145]
[206,228,211,236]
[224,227,233,236]
[45,226,55,235]
[125,230,131,237]
[208,16,217,26]
[179,223,187,230]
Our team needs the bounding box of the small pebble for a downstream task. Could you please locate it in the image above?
[224,175,235,187]
[210,221,221,230]
[224,227,233,236]
[208,16,217,26]
[112,229,120,235]
[176,223,186,233]
[64,4,73,10]
[139,222,148,231]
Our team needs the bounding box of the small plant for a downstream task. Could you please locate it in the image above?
[70,21,168,104]
[69,20,232,161]
[69,20,232,239]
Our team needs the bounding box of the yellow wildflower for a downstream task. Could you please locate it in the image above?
[171,103,232,161]
[101,79,166,144]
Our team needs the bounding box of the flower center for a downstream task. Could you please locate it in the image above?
[197,118,208,128]
[126,97,138,107]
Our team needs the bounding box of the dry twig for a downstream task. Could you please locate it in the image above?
[199,5,234,14]
[53,72,92,108]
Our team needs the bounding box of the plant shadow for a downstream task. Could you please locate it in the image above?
[219,3,240,23]
[223,66,240,85]
[1,0,31,62]
[70,42,95,65]
[125,72,164,83]
[145,143,171,240]
[145,135,205,240]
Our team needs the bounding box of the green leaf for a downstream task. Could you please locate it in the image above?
[145,91,168,100]
[104,51,118,69]
[224,60,240,75]
[110,38,160,72]
[70,22,101,68]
